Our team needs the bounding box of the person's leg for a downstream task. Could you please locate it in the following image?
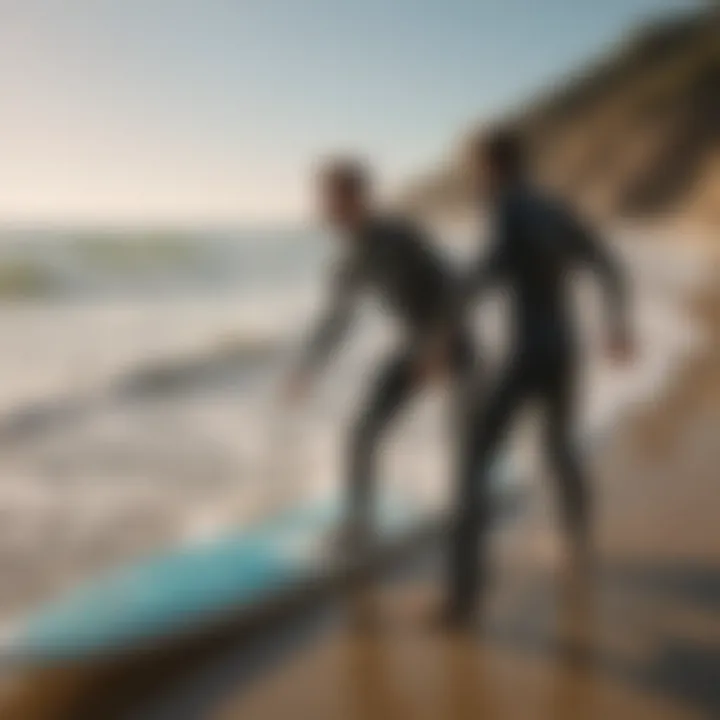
[447,357,531,618]
[542,354,591,553]
[448,329,481,442]
[347,352,416,536]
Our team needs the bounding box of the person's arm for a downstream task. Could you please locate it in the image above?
[289,259,361,394]
[567,210,632,357]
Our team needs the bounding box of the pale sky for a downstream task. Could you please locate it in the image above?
[0,0,700,225]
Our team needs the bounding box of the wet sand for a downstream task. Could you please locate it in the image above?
[1,259,718,719]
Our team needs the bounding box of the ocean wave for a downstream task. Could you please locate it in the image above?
[117,333,282,397]
[70,232,198,272]
[0,226,323,299]
[0,259,59,299]
[0,333,283,447]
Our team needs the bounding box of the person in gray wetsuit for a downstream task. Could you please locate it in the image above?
[286,159,476,543]
[436,129,635,622]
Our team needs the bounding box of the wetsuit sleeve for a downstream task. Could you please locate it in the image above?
[297,259,362,374]
[566,210,629,337]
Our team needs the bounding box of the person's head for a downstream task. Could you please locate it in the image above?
[317,157,371,232]
[471,127,527,200]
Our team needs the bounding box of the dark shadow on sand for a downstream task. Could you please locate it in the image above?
[483,559,720,717]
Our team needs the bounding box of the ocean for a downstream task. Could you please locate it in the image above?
[0,224,709,623]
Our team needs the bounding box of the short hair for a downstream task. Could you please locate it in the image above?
[320,157,370,196]
[479,127,526,177]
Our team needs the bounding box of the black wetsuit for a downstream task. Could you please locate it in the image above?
[449,184,627,613]
[300,216,475,530]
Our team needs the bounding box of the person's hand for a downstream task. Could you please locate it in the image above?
[607,326,636,365]
[283,370,311,405]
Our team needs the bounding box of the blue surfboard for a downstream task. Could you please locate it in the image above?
[2,460,522,668]
[1,494,434,667]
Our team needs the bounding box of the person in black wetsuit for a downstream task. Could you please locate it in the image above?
[434,129,635,622]
[285,158,475,544]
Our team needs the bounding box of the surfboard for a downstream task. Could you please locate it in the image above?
[0,494,436,668]
[2,462,522,669]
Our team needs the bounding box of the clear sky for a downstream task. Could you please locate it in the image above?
[0,0,700,225]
